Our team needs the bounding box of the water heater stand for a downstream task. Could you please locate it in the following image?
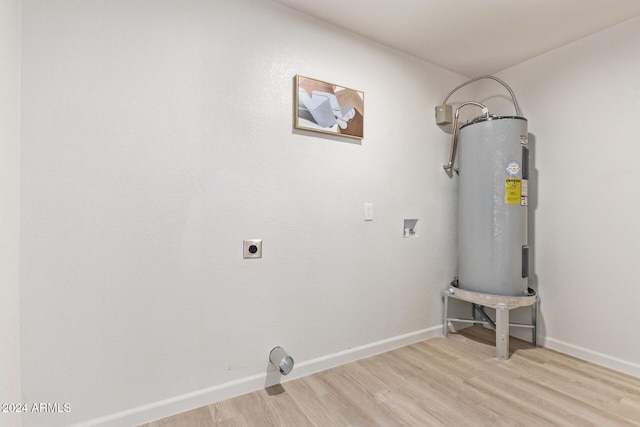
[442,286,539,360]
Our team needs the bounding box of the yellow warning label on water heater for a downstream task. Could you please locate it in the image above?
[505,178,521,204]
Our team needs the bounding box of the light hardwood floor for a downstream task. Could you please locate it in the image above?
[140,327,640,426]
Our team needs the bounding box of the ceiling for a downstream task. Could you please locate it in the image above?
[273,0,640,76]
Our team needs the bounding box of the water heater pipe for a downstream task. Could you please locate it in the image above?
[441,75,520,117]
[443,102,489,174]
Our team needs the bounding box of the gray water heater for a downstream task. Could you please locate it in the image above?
[457,116,529,296]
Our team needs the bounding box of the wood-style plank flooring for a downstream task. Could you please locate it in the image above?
[140,327,640,426]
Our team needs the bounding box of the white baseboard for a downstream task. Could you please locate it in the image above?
[70,325,442,427]
[541,336,640,379]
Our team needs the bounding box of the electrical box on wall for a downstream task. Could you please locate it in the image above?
[243,240,262,259]
[435,104,452,125]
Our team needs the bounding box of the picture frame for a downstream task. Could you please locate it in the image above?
[294,75,364,140]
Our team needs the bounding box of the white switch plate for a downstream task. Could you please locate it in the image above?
[364,203,373,221]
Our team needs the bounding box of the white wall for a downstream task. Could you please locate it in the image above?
[478,16,640,376]
[0,0,22,427]
[26,2,640,425]
[19,1,466,425]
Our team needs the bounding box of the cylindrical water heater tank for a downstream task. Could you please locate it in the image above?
[457,116,529,296]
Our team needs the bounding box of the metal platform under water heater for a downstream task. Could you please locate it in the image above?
[442,283,538,360]
[436,76,539,360]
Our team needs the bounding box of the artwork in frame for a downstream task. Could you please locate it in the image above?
[295,75,364,140]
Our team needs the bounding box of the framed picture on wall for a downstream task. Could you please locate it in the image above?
[294,75,364,140]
